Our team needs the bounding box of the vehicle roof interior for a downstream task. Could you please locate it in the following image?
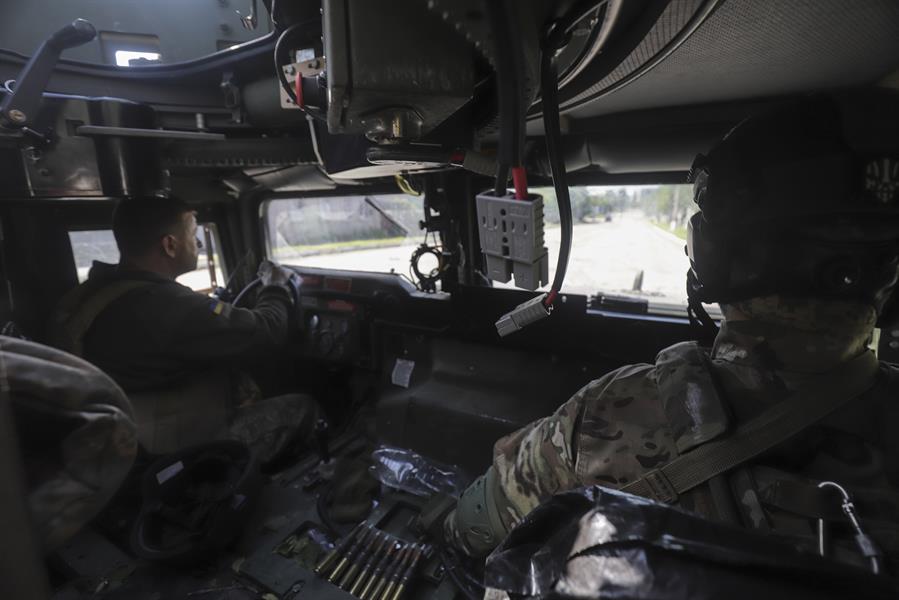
[0,0,896,189]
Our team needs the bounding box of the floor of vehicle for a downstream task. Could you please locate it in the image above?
[50,433,459,600]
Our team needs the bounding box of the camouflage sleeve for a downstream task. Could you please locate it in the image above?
[569,363,667,488]
[445,367,647,556]
[490,364,661,528]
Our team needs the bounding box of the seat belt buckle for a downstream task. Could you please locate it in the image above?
[643,469,678,503]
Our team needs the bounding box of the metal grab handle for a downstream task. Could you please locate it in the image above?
[1,19,97,128]
[816,480,883,575]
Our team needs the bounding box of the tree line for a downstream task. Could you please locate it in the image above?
[535,185,693,228]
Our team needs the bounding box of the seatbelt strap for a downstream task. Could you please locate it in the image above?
[54,280,152,357]
[621,350,880,503]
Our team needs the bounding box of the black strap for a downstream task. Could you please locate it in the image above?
[53,279,151,356]
[622,351,880,503]
[686,271,719,338]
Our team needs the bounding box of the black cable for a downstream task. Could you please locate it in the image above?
[549,0,610,49]
[438,548,485,600]
[269,0,280,29]
[556,2,608,84]
[541,31,573,302]
[274,21,327,123]
[316,484,345,538]
[486,0,526,193]
[493,164,510,196]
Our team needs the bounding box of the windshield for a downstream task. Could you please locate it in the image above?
[264,185,698,312]
[264,193,426,277]
[1,1,272,66]
[531,184,695,310]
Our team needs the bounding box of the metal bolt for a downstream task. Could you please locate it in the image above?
[7,109,26,123]
[24,147,41,163]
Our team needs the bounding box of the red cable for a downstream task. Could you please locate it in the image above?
[512,166,528,200]
[294,72,304,109]
[545,289,558,307]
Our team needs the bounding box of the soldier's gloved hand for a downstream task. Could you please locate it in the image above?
[414,493,458,544]
[258,260,293,287]
[258,260,300,303]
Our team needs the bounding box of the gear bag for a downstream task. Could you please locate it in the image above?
[484,486,899,599]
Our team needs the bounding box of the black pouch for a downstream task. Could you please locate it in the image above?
[485,485,898,599]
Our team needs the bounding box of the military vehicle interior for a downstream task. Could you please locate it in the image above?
[2,1,899,598]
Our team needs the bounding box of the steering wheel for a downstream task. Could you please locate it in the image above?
[232,270,302,308]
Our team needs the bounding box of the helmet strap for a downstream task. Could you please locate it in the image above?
[688,295,720,338]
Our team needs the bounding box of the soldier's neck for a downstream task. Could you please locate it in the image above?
[118,256,178,281]
[711,296,877,374]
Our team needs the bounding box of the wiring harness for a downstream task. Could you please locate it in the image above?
[489,3,608,335]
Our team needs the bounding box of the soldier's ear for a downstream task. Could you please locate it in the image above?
[161,234,178,259]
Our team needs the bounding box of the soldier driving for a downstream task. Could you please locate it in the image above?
[444,93,899,574]
[49,196,319,461]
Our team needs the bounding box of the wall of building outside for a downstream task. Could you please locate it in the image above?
[1,0,272,65]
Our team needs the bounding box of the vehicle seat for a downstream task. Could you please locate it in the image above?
[126,370,232,455]
[2,335,137,552]
[128,369,321,466]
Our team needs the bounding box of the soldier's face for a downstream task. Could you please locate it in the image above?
[174,211,200,275]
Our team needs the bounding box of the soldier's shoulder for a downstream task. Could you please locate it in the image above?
[576,341,711,405]
[141,278,202,300]
[574,341,723,454]
[577,362,660,408]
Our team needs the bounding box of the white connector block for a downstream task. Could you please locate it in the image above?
[495,293,552,337]
[475,191,549,291]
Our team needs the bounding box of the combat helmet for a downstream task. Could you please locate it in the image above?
[686,91,899,327]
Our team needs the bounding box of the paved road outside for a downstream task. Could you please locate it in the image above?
[289,212,691,307]
[550,213,689,305]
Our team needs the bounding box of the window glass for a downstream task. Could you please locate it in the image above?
[521,184,696,310]
[114,49,161,67]
[264,194,426,277]
[68,225,225,293]
[263,186,701,312]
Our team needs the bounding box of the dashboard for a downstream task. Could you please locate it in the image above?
[287,267,447,366]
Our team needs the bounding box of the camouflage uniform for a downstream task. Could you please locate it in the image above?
[446,296,899,568]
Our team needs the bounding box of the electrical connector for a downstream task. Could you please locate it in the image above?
[495,293,552,337]
[475,190,549,291]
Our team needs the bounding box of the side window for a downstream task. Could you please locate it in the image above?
[263,194,425,275]
[68,225,225,293]
[99,32,162,66]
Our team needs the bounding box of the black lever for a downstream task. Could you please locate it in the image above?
[1,19,97,128]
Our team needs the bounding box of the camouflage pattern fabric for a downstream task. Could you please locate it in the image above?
[225,392,321,465]
[1,336,137,551]
[445,295,886,557]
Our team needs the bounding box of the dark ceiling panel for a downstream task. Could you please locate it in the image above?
[563,0,899,121]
